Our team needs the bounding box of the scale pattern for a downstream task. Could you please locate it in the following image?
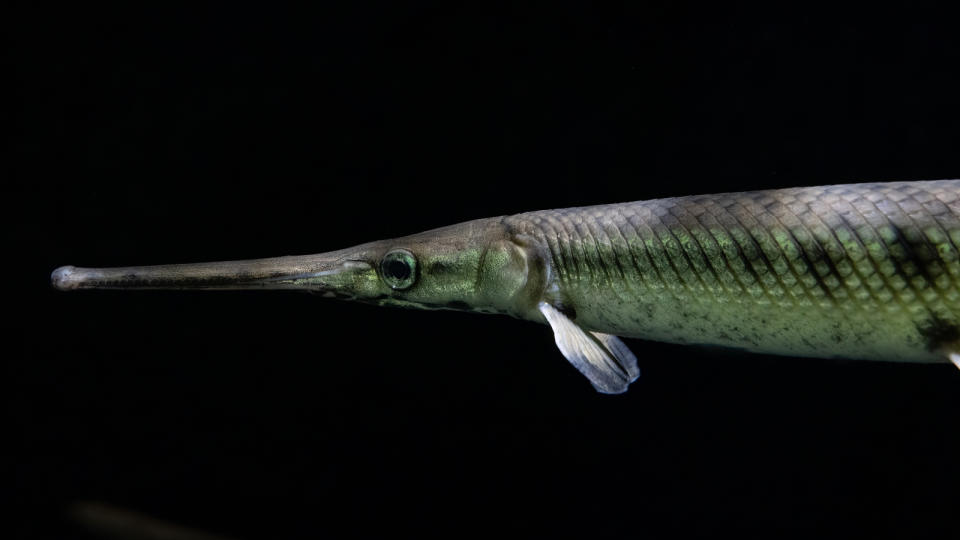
[504,180,960,361]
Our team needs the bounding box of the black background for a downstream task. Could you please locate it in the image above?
[10,3,960,538]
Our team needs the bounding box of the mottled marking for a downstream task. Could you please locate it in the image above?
[916,314,960,352]
[427,261,454,275]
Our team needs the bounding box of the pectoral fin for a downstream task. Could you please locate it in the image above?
[538,302,640,394]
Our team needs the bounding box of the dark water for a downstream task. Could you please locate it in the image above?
[10,3,960,538]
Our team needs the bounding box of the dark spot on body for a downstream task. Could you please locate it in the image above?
[884,224,940,288]
[916,314,960,351]
[428,261,453,274]
[805,250,839,300]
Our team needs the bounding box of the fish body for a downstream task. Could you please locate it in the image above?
[52,180,960,393]
[505,180,960,364]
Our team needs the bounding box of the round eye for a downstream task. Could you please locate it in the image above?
[380,249,417,290]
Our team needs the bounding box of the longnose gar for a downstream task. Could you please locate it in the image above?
[51,180,960,393]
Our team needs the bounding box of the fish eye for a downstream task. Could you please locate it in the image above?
[380,249,417,290]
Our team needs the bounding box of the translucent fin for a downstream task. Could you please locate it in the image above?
[538,302,640,394]
[590,331,641,381]
[950,352,960,371]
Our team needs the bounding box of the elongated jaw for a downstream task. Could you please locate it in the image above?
[49,250,380,295]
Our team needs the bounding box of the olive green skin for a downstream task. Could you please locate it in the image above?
[52,180,960,364]
[505,180,960,362]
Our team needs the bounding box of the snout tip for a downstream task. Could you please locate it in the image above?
[51,265,81,291]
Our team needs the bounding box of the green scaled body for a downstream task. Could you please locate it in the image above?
[52,180,960,393]
[505,180,960,364]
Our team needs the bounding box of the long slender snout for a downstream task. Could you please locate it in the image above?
[47,181,960,394]
[50,251,377,294]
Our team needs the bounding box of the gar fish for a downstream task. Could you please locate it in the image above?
[51,180,960,393]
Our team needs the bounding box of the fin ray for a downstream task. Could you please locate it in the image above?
[538,302,639,394]
[590,331,641,381]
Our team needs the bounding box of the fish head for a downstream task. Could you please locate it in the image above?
[51,217,547,319]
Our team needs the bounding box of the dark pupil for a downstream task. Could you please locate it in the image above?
[385,258,411,281]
